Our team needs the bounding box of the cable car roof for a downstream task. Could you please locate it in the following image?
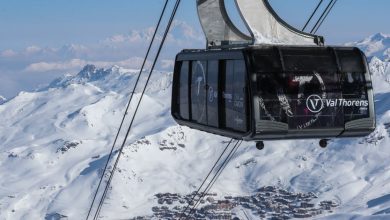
[197,0,325,48]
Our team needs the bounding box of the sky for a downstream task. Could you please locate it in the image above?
[0,0,390,98]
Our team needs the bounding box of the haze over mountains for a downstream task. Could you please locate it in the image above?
[0,34,390,219]
[0,20,204,99]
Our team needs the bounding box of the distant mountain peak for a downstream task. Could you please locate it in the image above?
[74,64,119,83]
[78,64,98,77]
[370,33,390,41]
[0,95,6,105]
[44,64,113,90]
[347,33,390,60]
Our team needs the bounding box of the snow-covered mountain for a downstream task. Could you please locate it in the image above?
[369,57,390,94]
[346,33,390,61]
[347,33,390,94]
[0,96,6,105]
[0,65,174,219]
[0,36,390,220]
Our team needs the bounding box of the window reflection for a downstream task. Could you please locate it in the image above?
[257,72,344,129]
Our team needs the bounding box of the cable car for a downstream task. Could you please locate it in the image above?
[171,45,375,141]
[171,0,375,147]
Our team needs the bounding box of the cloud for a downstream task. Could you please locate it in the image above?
[1,49,18,57]
[103,27,157,44]
[57,44,89,54]
[25,59,87,72]
[171,20,203,41]
[103,20,203,46]
[19,20,204,74]
[106,34,129,43]
[1,20,205,97]
[24,57,151,72]
[24,46,42,54]
[10,19,203,64]
[160,59,175,69]
[112,57,151,69]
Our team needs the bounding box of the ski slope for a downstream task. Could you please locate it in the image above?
[0,34,390,219]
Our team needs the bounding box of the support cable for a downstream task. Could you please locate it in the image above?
[181,140,242,219]
[178,138,234,219]
[188,140,242,217]
[313,0,338,34]
[85,1,168,219]
[310,0,336,34]
[92,1,181,219]
[302,0,324,31]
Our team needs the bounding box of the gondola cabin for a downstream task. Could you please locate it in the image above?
[171,46,375,142]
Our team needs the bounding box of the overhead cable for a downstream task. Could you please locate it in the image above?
[92,1,182,219]
[302,0,324,31]
[181,140,243,219]
[85,1,170,219]
[179,138,234,219]
[310,0,336,34]
[313,0,338,34]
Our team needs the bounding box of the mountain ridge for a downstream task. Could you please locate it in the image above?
[346,32,390,61]
[0,35,390,219]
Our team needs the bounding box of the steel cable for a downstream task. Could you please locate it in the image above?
[310,0,336,34]
[181,140,242,219]
[313,0,338,34]
[302,0,324,31]
[92,1,181,219]
[178,138,234,219]
[85,0,169,219]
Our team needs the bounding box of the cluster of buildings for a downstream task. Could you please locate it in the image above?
[132,186,338,219]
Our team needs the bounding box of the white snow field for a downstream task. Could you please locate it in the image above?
[0,34,390,219]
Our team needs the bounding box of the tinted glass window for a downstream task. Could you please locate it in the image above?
[191,61,207,125]
[257,72,344,130]
[337,49,365,73]
[232,60,247,132]
[341,72,369,122]
[207,60,219,127]
[224,60,248,132]
[224,60,235,129]
[178,61,189,120]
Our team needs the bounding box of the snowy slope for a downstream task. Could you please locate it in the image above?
[347,33,390,94]
[346,33,390,61]
[369,57,390,94]
[0,66,175,219]
[0,36,390,219]
[0,96,6,105]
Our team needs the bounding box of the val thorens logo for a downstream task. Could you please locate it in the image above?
[306,94,324,113]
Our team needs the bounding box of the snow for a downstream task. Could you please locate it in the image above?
[369,57,390,94]
[0,35,390,219]
[0,96,6,105]
[346,33,390,61]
